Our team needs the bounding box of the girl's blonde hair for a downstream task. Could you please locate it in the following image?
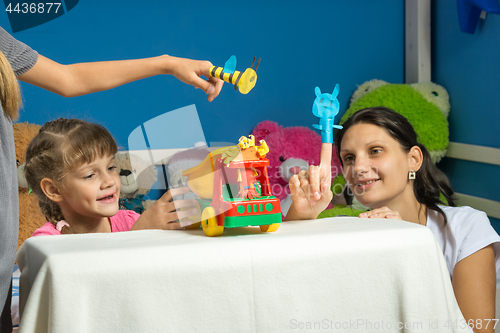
[25,118,118,233]
[0,51,22,120]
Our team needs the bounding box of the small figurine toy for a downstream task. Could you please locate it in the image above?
[312,85,342,143]
[182,135,280,237]
[209,55,261,94]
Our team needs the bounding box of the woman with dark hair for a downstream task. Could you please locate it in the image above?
[335,106,455,224]
[287,106,499,332]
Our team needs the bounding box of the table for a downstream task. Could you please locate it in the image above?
[17,217,470,333]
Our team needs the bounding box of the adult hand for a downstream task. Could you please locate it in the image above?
[358,206,402,220]
[163,56,224,102]
[131,187,199,230]
[285,143,333,221]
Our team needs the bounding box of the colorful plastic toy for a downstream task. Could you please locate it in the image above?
[209,55,260,94]
[182,135,281,236]
[312,85,342,143]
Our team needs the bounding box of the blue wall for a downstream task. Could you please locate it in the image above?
[2,1,496,228]
[0,0,404,149]
[432,0,500,231]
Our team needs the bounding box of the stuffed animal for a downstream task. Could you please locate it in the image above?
[116,151,158,214]
[344,79,450,163]
[319,79,451,218]
[252,120,342,216]
[14,122,46,249]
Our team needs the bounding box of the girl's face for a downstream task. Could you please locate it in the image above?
[339,123,416,209]
[58,154,121,221]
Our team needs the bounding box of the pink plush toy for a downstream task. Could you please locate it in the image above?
[252,120,342,216]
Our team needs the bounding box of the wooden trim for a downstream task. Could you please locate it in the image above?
[444,142,500,218]
[122,147,221,165]
[446,142,500,166]
[121,149,186,165]
[454,193,500,220]
[405,0,431,83]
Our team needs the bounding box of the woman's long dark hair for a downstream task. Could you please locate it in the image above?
[335,106,455,224]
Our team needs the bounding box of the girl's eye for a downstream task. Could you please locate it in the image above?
[84,173,95,179]
[108,166,117,172]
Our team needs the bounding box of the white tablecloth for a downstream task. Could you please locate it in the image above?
[17,217,470,333]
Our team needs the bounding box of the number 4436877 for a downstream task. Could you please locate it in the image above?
[5,3,62,14]
[444,318,499,330]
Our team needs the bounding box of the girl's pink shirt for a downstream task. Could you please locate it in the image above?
[32,210,141,236]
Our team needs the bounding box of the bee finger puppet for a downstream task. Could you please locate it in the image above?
[209,55,260,94]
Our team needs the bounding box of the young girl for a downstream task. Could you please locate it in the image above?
[25,118,198,235]
[286,107,499,333]
[1,25,222,332]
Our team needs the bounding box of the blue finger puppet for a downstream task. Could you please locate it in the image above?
[312,84,342,143]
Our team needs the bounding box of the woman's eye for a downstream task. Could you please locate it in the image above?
[371,149,382,155]
[343,156,354,163]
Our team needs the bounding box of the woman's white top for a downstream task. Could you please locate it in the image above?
[426,205,500,279]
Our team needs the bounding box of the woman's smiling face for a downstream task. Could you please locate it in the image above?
[339,123,414,209]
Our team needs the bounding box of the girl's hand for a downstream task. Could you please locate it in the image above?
[358,206,402,220]
[131,187,199,230]
[162,56,224,102]
[285,143,333,221]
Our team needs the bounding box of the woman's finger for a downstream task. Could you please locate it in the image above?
[289,174,303,196]
[319,143,332,171]
[320,177,333,202]
[307,165,321,201]
[359,206,401,220]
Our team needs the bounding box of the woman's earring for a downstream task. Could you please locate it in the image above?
[409,170,416,180]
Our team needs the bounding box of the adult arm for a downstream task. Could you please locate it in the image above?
[452,244,496,333]
[17,54,223,101]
